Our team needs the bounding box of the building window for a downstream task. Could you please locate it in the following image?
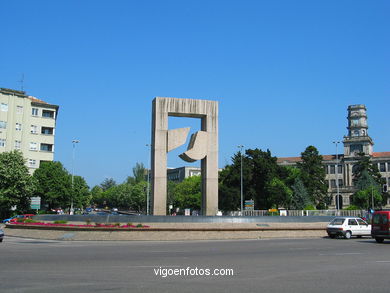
[41,127,54,135]
[351,119,359,126]
[14,140,21,150]
[16,105,23,114]
[350,144,363,154]
[331,180,336,188]
[30,125,38,134]
[0,138,5,147]
[0,121,6,129]
[15,123,22,131]
[1,103,8,112]
[352,130,359,137]
[338,179,343,187]
[42,110,55,118]
[338,165,343,174]
[379,163,386,172]
[32,108,39,116]
[330,165,335,174]
[40,143,53,152]
[29,142,38,151]
[28,159,37,168]
[324,166,329,174]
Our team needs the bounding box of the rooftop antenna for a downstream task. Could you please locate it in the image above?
[19,73,25,92]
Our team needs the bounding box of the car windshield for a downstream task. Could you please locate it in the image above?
[330,218,345,225]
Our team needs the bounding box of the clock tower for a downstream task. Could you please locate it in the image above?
[343,104,374,157]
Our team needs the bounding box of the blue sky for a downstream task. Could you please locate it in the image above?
[1,0,389,187]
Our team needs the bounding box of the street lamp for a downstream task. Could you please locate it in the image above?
[333,141,340,213]
[146,143,151,215]
[71,139,80,215]
[238,145,244,215]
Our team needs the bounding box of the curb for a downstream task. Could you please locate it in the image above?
[6,224,326,232]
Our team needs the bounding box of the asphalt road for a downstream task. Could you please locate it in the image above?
[1,236,390,293]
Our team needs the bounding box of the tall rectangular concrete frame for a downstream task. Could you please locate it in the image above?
[151,97,218,216]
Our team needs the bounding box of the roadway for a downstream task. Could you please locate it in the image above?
[1,236,390,293]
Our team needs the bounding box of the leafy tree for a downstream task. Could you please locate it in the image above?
[100,178,117,191]
[352,188,382,209]
[352,169,383,209]
[33,161,72,210]
[132,162,146,183]
[265,178,292,208]
[72,176,91,209]
[297,146,328,208]
[91,185,104,206]
[290,178,312,210]
[0,151,35,218]
[218,148,288,210]
[171,176,201,212]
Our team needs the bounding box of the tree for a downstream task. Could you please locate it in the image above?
[353,153,385,187]
[72,176,91,209]
[352,169,383,209]
[218,148,288,210]
[265,178,292,208]
[90,185,104,207]
[352,188,382,209]
[171,176,201,212]
[290,178,312,209]
[33,161,72,210]
[297,146,328,208]
[0,151,35,218]
[100,178,117,191]
[132,162,146,183]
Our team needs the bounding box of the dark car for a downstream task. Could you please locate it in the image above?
[0,228,4,242]
[371,210,390,243]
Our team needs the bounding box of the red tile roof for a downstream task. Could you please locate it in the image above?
[373,152,390,158]
[277,152,390,163]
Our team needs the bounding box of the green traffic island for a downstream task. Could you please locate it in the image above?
[5,220,151,231]
[5,219,326,232]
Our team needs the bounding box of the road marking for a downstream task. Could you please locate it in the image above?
[319,252,362,256]
[375,261,390,263]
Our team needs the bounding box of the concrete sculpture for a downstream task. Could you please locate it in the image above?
[151,97,218,216]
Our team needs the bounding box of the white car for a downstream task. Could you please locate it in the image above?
[327,217,371,239]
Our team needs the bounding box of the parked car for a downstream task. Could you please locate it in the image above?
[327,217,371,239]
[0,228,3,242]
[2,214,35,224]
[371,209,390,243]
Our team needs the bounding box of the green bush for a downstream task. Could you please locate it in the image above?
[136,224,143,228]
[304,205,316,210]
[114,222,121,227]
[85,219,92,225]
[23,219,36,223]
[127,222,133,226]
[54,220,68,224]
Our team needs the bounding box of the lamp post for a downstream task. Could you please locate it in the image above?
[146,143,151,215]
[71,139,80,215]
[333,141,340,213]
[238,145,244,215]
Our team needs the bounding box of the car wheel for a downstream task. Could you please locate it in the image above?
[357,235,362,238]
[344,231,352,239]
[375,237,384,243]
[0,239,3,242]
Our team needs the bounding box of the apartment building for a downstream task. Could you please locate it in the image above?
[278,104,390,208]
[0,87,59,172]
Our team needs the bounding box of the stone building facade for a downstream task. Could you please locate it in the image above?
[278,105,390,208]
[0,87,59,172]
